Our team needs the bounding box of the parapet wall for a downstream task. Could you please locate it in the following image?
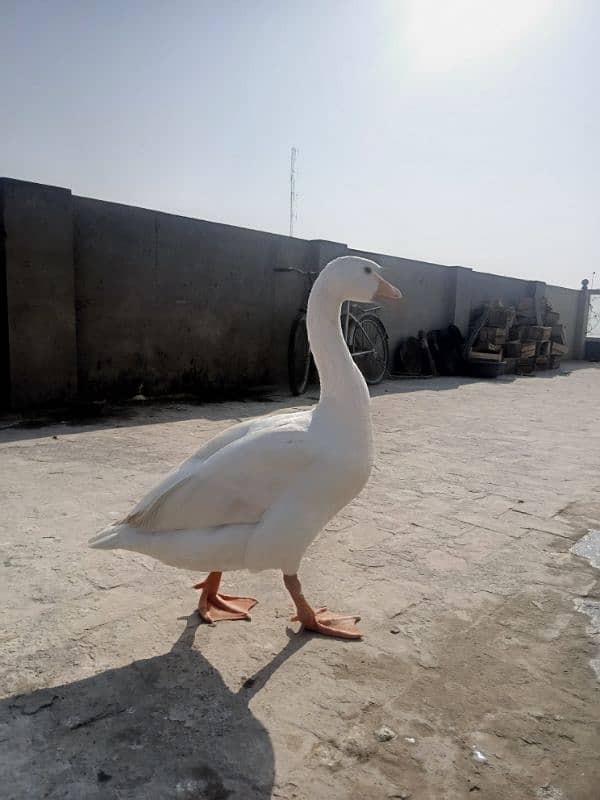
[0,177,587,407]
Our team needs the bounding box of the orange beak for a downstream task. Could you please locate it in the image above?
[373,274,403,302]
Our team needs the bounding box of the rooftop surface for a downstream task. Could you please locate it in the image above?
[1,364,599,799]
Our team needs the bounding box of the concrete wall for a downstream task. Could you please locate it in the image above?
[0,177,588,408]
[347,249,456,344]
[74,197,316,397]
[0,187,8,407]
[0,179,77,407]
[545,284,580,358]
[467,270,534,310]
[589,294,600,338]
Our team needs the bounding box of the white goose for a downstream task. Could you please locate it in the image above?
[90,256,402,639]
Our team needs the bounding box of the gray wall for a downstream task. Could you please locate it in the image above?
[468,270,533,310]
[545,284,580,358]
[1,179,77,407]
[348,249,456,344]
[0,177,588,408]
[74,197,314,397]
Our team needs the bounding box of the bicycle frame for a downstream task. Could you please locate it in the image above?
[274,268,383,359]
[342,302,383,357]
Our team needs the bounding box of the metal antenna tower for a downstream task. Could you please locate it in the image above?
[289,146,298,236]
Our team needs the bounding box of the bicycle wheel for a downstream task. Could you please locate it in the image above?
[288,311,312,395]
[350,314,389,385]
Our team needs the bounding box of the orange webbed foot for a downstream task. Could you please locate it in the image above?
[292,607,362,640]
[193,579,257,625]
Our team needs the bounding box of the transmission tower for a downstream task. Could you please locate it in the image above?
[289,147,298,237]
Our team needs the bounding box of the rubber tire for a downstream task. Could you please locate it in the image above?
[288,311,312,396]
[350,314,389,385]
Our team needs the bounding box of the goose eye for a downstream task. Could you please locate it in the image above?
[364,266,372,274]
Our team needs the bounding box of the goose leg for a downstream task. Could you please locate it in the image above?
[194,572,257,624]
[283,574,362,640]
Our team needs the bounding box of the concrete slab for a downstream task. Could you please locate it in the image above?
[1,363,600,799]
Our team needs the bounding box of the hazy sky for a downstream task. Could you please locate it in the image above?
[2,1,598,288]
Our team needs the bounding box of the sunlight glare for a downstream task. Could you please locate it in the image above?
[405,0,562,73]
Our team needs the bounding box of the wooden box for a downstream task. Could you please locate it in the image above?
[516,313,537,326]
[521,341,537,358]
[473,344,502,356]
[524,326,544,340]
[509,326,524,341]
[536,355,550,369]
[488,307,513,327]
[552,324,566,344]
[524,325,552,341]
[478,326,507,345]
[517,356,536,374]
[468,348,503,362]
[551,341,568,355]
[504,357,518,374]
[505,341,522,357]
[536,341,551,357]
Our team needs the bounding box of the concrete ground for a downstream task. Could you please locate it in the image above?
[1,364,599,800]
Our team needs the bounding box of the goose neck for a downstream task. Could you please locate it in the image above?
[306,280,370,411]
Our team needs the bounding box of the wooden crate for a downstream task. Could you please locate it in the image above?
[549,354,562,369]
[516,313,537,326]
[478,326,507,345]
[504,357,518,374]
[524,325,551,341]
[524,326,544,340]
[468,348,503,362]
[536,356,550,370]
[467,359,507,378]
[552,324,567,345]
[551,341,568,355]
[473,345,503,357]
[517,356,536,374]
[544,311,560,325]
[536,341,551,357]
[505,341,522,357]
[521,341,537,358]
[488,307,513,327]
[509,326,525,341]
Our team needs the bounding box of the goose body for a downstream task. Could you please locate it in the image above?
[90,256,402,638]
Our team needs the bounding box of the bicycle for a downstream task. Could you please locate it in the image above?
[274,267,390,395]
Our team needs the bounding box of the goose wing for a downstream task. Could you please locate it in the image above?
[124,411,316,532]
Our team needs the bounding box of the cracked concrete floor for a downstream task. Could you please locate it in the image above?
[1,364,599,800]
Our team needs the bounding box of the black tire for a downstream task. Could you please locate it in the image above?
[288,311,312,395]
[350,314,389,385]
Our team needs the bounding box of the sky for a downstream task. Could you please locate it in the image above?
[1,0,598,290]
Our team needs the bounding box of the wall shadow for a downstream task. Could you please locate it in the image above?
[372,361,591,397]
[1,361,593,443]
[0,615,307,799]
[0,393,313,443]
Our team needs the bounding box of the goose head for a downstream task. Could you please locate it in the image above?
[320,256,403,304]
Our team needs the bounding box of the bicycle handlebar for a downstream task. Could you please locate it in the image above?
[273,267,317,278]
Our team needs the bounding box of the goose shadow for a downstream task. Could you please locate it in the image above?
[0,616,307,799]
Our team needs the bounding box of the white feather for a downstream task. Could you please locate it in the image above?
[89,256,391,576]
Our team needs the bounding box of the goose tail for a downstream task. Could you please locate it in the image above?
[89,523,129,550]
